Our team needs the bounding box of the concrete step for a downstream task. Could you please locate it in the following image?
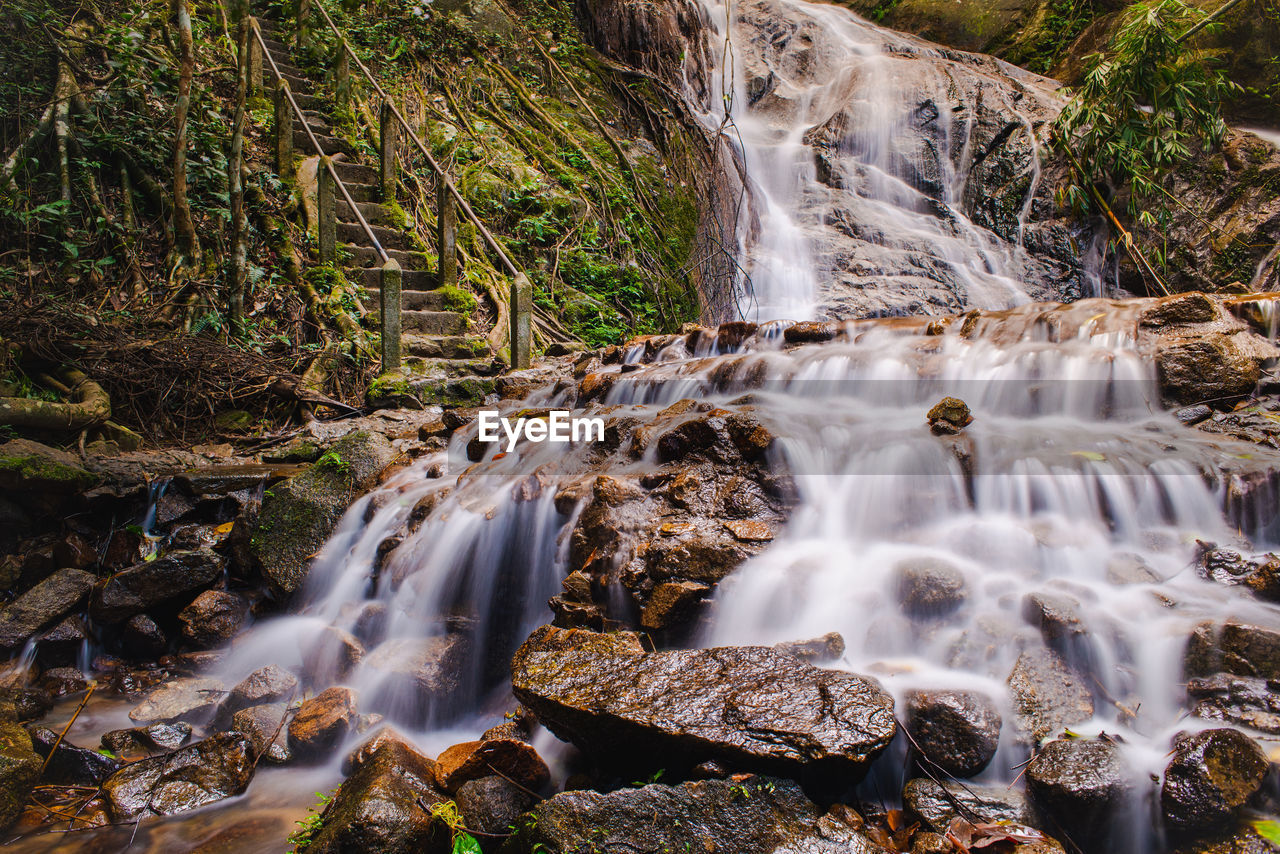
[368,310,467,336]
[347,266,435,291]
[406,357,502,378]
[293,130,354,157]
[363,285,446,310]
[337,200,396,227]
[340,182,380,203]
[271,60,310,79]
[337,221,411,251]
[278,72,313,94]
[345,246,428,270]
[290,93,326,112]
[404,334,486,359]
[333,162,378,185]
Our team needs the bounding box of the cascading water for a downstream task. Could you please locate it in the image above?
[88,3,1279,852]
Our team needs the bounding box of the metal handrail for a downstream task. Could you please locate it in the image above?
[309,0,522,279]
[250,17,389,266]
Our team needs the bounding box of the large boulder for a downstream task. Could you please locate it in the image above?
[89,549,225,624]
[1156,334,1263,406]
[363,636,469,722]
[101,732,255,820]
[510,627,896,779]
[230,703,293,764]
[223,664,298,714]
[1162,729,1268,834]
[434,738,549,794]
[456,776,535,849]
[904,689,1001,777]
[0,568,95,652]
[0,439,98,502]
[249,431,397,598]
[500,776,822,854]
[0,714,40,831]
[305,735,449,854]
[1026,737,1128,852]
[128,676,225,725]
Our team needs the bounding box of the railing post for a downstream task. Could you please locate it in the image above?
[247,25,263,96]
[511,273,532,369]
[379,100,397,202]
[437,181,457,289]
[274,79,294,183]
[380,258,402,371]
[318,158,336,265]
[296,0,312,51]
[334,50,350,115]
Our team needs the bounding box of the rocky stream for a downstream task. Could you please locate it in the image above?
[3,0,1280,852]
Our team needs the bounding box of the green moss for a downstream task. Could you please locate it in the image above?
[436,285,478,314]
[0,453,98,493]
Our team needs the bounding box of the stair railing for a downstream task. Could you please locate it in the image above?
[308,0,532,369]
[249,16,405,371]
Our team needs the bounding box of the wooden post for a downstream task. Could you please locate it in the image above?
[296,0,312,51]
[380,258,402,371]
[335,50,350,115]
[437,180,457,289]
[274,79,294,183]
[247,25,263,96]
[510,273,532,369]
[318,157,336,265]
[379,100,397,202]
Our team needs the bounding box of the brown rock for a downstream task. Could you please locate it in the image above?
[101,732,254,820]
[640,581,709,631]
[178,590,249,649]
[434,738,550,794]
[288,687,358,758]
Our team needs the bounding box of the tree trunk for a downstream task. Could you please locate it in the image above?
[227,18,250,336]
[169,0,200,272]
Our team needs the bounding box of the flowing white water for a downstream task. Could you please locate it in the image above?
[683,0,1074,321]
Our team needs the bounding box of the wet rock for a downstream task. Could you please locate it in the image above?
[34,615,92,667]
[363,636,469,718]
[0,714,40,830]
[224,664,298,714]
[1023,591,1087,648]
[38,666,88,696]
[305,735,447,854]
[1243,557,1280,602]
[927,397,973,435]
[511,630,896,778]
[1173,822,1280,854]
[250,431,397,598]
[1188,673,1280,733]
[501,776,819,854]
[894,557,967,618]
[154,488,197,527]
[29,726,120,785]
[640,580,709,631]
[1176,404,1215,426]
[230,703,292,763]
[456,775,535,847]
[434,738,550,794]
[1026,737,1128,851]
[128,676,225,724]
[52,532,96,570]
[774,632,847,664]
[288,686,358,759]
[783,320,837,344]
[178,590,249,649]
[302,625,365,684]
[89,548,225,624]
[121,613,168,659]
[101,732,255,820]
[1157,334,1262,406]
[1186,621,1280,680]
[1007,649,1094,744]
[101,722,192,756]
[0,568,95,651]
[1162,728,1268,833]
[1106,553,1162,585]
[1196,545,1260,586]
[904,689,1002,777]
[1141,293,1218,327]
[902,778,1029,832]
[1,687,52,723]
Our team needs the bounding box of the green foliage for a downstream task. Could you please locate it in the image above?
[429,799,483,854]
[1014,0,1096,75]
[1054,0,1238,230]
[288,789,336,852]
[313,450,350,474]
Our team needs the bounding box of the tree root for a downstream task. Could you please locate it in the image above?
[0,368,110,431]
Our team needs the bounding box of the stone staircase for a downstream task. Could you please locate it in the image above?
[257,20,499,397]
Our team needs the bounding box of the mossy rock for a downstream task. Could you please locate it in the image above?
[0,711,40,831]
[249,431,397,598]
[0,439,99,496]
[436,285,478,315]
